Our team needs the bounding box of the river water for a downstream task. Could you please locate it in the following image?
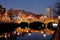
[13,32,52,40]
[0,32,52,40]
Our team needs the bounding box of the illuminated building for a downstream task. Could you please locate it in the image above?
[46,7,51,18]
[0,5,6,20]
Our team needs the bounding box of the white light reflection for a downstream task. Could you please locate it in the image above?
[41,31,44,34]
[28,33,31,36]
[17,32,20,36]
[41,31,47,37]
[53,23,58,27]
[5,35,7,38]
[14,31,16,34]
[27,31,29,33]
[43,34,46,37]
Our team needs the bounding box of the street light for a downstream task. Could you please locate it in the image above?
[58,16,60,20]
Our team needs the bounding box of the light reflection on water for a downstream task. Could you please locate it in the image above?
[16,32,52,40]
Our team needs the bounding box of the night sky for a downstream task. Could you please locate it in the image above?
[0,0,58,15]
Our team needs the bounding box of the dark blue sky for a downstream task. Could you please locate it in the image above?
[0,0,58,15]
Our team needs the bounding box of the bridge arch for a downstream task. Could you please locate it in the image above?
[47,22,58,31]
[19,22,28,30]
[29,21,45,30]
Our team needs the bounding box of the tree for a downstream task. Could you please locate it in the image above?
[53,2,60,17]
[50,2,60,40]
[0,5,6,15]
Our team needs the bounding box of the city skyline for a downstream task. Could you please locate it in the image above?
[0,0,58,15]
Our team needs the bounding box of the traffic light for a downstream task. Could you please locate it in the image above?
[29,21,45,30]
[47,22,58,31]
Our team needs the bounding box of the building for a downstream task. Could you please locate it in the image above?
[46,7,51,18]
[0,5,6,18]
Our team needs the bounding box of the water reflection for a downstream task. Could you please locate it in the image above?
[0,32,52,40]
[16,32,52,40]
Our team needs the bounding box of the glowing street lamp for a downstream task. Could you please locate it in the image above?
[58,16,60,20]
